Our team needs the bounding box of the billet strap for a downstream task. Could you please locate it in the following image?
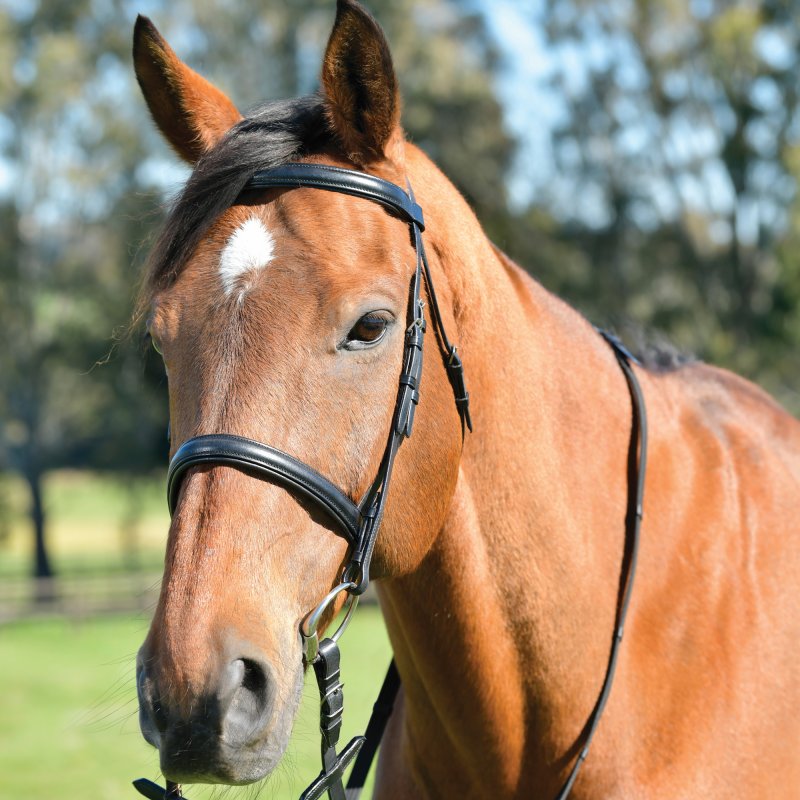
[167,434,361,544]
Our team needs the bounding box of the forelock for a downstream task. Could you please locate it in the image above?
[140,96,330,307]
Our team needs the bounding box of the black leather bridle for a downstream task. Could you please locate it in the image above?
[133,164,647,800]
[166,164,471,595]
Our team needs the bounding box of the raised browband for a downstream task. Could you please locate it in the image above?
[167,434,362,544]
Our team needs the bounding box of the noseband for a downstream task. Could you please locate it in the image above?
[134,164,647,800]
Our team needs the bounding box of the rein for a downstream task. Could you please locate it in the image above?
[133,164,647,800]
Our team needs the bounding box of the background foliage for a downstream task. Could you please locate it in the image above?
[0,0,798,574]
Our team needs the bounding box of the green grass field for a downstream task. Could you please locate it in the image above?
[0,608,391,800]
[0,471,392,799]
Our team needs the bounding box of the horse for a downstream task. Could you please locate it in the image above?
[132,1,800,797]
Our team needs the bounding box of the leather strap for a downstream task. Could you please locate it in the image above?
[300,639,366,800]
[133,780,183,800]
[553,331,647,799]
[248,163,425,230]
[411,188,472,434]
[344,659,401,799]
[342,211,428,593]
[167,434,361,545]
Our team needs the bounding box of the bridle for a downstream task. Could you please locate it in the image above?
[164,163,472,597]
[133,163,647,800]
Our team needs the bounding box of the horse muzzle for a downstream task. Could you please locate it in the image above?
[136,644,293,784]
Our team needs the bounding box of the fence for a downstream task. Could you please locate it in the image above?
[0,572,378,625]
[0,572,162,624]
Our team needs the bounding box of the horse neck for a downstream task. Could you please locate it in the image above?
[376,148,637,794]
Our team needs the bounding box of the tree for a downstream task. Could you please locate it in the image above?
[525,0,800,408]
[0,0,168,585]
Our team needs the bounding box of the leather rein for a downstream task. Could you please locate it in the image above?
[133,163,648,800]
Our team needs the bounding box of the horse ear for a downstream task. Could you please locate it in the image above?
[321,0,402,164]
[133,15,242,163]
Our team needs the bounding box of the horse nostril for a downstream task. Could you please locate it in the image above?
[241,658,267,695]
[137,663,168,741]
[221,657,273,747]
[218,658,267,704]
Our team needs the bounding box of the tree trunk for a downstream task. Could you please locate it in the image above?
[26,467,56,603]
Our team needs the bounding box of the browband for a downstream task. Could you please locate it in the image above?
[247,162,425,230]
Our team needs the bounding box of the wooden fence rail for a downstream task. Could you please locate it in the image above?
[0,573,162,624]
[0,573,378,625]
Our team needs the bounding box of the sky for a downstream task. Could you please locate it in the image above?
[1,0,565,212]
[477,0,561,208]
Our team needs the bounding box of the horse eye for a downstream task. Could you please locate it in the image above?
[345,313,390,346]
[145,315,164,356]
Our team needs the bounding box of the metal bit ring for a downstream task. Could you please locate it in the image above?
[301,581,358,663]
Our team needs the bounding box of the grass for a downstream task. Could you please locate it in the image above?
[0,607,391,800]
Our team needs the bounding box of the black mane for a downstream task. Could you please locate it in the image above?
[143,96,331,300]
[622,326,695,373]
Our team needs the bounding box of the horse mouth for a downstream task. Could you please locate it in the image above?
[159,736,288,786]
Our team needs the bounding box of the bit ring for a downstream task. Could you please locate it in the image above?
[301,581,358,663]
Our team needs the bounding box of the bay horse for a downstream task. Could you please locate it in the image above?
[132,1,800,797]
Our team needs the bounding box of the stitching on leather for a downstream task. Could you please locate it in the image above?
[169,460,358,541]
[253,176,407,216]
